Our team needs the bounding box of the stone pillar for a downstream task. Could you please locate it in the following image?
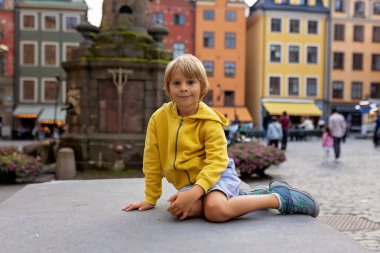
[56,148,76,180]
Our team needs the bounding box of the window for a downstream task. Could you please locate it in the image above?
[42,43,58,66]
[172,43,185,58]
[371,83,380,98]
[332,81,344,98]
[269,76,281,95]
[353,25,364,42]
[288,77,299,96]
[21,13,36,30]
[373,27,380,42]
[372,54,380,70]
[224,62,235,77]
[203,32,214,48]
[21,42,37,66]
[306,46,318,64]
[64,15,79,31]
[152,13,164,24]
[352,53,363,70]
[354,1,365,16]
[225,10,236,21]
[351,82,362,99]
[334,24,345,41]
[43,14,57,30]
[333,52,344,69]
[307,20,318,34]
[203,90,213,106]
[203,61,214,77]
[173,14,185,25]
[204,10,214,20]
[374,2,380,14]
[224,91,235,106]
[0,88,4,105]
[0,28,3,39]
[225,33,236,48]
[63,43,79,62]
[21,78,36,101]
[299,0,309,6]
[270,44,281,62]
[43,79,58,102]
[271,18,282,32]
[289,19,300,33]
[335,0,344,12]
[0,55,4,75]
[306,78,317,96]
[288,45,300,63]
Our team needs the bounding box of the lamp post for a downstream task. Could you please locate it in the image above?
[54,75,62,128]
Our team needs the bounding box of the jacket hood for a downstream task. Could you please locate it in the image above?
[166,101,228,126]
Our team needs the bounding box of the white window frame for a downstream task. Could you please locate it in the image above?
[269,17,283,33]
[63,14,80,32]
[304,76,319,97]
[268,42,283,63]
[20,12,38,31]
[20,77,38,102]
[41,77,59,103]
[286,75,300,96]
[288,18,301,34]
[305,44,319,64]
[42,13,59,31]
[306,18,319,35]
[287,43,301,64]
[20,41,38,66]
[42,42,59,67]
[62,42,80,62]
[267,74,282,96]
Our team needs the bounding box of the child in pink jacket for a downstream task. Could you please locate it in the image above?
[322,127,334,162]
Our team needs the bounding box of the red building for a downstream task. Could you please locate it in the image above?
[0,0,15,138]
[149,0,195,58]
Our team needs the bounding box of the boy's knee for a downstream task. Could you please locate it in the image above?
[203,200,228,223]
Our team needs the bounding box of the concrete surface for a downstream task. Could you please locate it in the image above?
[0,178,371,253]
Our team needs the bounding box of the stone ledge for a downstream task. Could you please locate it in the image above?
[0,179,371,253]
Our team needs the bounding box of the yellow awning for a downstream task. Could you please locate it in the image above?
[13,105,43,118]
[213,107,253,122]
[263,102,322,116]
[38,106,66,123]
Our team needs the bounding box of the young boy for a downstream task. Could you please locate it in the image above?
[122,54,319,222]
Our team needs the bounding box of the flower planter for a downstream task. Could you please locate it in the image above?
[0,171,17,184]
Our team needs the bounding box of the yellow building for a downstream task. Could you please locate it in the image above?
[195,0,252,123]
[330,0,380,131]
[246,0,328,128]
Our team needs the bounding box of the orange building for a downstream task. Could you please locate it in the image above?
[195,0,252,123]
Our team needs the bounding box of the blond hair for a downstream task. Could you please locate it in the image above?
[164,54,209,101]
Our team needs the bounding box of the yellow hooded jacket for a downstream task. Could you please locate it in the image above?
[143,101,229,206]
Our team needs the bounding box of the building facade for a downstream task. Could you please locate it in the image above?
[13,0,87,138]
[149,0,195,57]
[330,0,380,131]
[247,0,328,128]
[0,0,15,138]
[195,0,251,123]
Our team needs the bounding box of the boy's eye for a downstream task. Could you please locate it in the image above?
[172,81,180,85]
[188,80,195,85]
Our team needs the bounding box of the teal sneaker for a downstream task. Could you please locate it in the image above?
[239,186,270,195]
[269,180,320,218]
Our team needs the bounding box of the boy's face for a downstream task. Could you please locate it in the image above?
[169,68,201,117]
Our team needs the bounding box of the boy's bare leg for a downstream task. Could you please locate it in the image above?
[184,198,203,219]
[203,191,279,223]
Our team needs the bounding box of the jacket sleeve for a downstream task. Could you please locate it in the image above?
[142,117,163,206]
[195,121,229,193]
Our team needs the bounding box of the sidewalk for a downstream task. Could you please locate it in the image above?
[0,179,371,253]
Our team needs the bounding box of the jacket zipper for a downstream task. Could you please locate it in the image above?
[173,118,192,185]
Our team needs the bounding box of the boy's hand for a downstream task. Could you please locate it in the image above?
[122,201,154,212]
[167,185,204,220]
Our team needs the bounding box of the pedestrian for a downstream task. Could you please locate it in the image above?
[321,127,333,163]
[373,111,380,147]
[263,112,271,142]
[122,54,319,221]
[328,108,346,162]
[279,111,291,150]
[267,116,283,148]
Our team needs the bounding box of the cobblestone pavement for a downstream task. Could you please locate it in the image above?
[245,137,380,252]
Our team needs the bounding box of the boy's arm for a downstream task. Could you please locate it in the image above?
[195,121,229,193]
[142,118,163,206]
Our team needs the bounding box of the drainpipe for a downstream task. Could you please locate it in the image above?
[324,0,332,119]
